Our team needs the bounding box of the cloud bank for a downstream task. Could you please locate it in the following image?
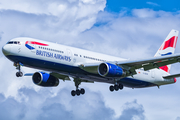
[0,87,146,120]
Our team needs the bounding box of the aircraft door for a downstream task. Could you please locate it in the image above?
[17,41,21,53]
[31,44,36,53]
[66,49,73,63]
[151,70,155,78]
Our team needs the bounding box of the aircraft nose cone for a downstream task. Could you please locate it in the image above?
[2,45,11,56]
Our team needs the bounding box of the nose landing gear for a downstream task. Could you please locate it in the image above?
[14,62,23,77]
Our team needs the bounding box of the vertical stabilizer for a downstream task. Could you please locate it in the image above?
[154,29,179,73]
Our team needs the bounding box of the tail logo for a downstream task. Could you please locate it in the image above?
[159,36,178,50]
[25,41,49,50]
[161,52,172,56]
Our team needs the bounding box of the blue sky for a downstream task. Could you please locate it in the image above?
[106,0,180,12]
[0,0,180,120]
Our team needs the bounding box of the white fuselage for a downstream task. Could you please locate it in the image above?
[2,37,175,88]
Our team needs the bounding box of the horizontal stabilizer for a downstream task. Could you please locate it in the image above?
[163,73,180,79]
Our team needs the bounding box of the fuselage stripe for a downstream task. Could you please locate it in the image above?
[25,41,49,46]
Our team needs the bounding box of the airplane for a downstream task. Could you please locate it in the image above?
[2,29,180,96]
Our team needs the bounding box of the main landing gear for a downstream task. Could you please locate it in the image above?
[71,78,85,96]
[14,62,23,77]
[109,84,123,92]
[71,88,85,96]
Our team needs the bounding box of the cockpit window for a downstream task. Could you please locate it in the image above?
[7,41,13,44]
[7,41,20,45]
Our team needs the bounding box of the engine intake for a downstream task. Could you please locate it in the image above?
[32,72,59,87]
[98,63,125,77]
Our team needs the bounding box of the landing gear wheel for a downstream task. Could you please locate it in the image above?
[19,72,23,77]
[109,85,114,92]
[76,89,80,96]
[80,88,85,95]
[71,90,76,96]
[16,72,23,77]
[119,84,123,90]
[109,84,124,92]
[114,85,119,91]
[16,72,20,77]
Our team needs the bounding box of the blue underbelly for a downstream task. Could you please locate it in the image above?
[6,55,157,88]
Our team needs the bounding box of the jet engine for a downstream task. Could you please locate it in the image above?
[98,63,125,77]
[32,72,59,87]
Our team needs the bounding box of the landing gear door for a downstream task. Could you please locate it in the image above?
[151,70,155,78]
[66,49,73,64]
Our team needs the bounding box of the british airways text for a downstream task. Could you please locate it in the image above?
[36,50,71,62]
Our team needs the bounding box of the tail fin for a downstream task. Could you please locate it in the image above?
[154,29,179,73]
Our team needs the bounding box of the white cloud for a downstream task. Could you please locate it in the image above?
[0,87,117,120]
[0,0,106,35]
[0,0,105,16]
[146,2,160,7]
[118,100,145,120]
[0,87,149,120]
[132,9,157,18]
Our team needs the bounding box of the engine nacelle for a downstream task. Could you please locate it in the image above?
[98,63,125,77]
[32,72,59,87]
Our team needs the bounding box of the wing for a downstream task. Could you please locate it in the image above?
[50,72,94,83]
[118,53,180,75]
[79,53,180,76]
[25,72,94,83]
[51,72,94,83]
[50,72,71,81]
